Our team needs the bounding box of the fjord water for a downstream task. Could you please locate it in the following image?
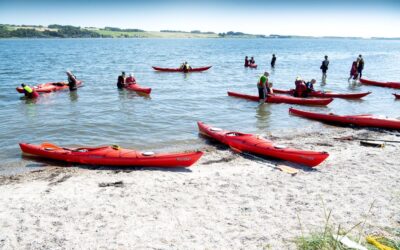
[0,38,400,175]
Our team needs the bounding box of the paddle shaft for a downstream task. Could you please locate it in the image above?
[335,137,400,143]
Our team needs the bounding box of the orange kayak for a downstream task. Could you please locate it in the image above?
[198,122,328,167]
[228,91,333,106]
[125,83,151,95]
[16,81,83,93]
[20,142,203,168]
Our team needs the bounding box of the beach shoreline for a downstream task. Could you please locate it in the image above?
[1,127,399,249]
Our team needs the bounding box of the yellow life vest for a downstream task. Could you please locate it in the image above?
[23,85,33,94]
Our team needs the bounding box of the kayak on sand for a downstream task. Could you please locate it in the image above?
[19,142,203,168]
[152,66,212,72]
[124,83,152,95]
[289,107,400,130]
[228,91,333,106]
[273,88,371,99]
[16,81,83,94]
[197,121,329,167]
[359,78,400,89]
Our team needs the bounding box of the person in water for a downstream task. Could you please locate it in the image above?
[357,54,364,78]
[250,57,255,65]
[305,79,316,93]
[180,62,192,72]
[267,82,274,94]
[348,59,359,81]
[320,55,329,81]
[66,71,78,91]
[271,54,276,68]
[244,56,249,67]
[20,83,39,99]
[257,72,269,102]
[125,73,136,84]
[117,71,126,89]
[294,77,307,97]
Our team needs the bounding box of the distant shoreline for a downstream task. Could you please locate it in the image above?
[1,24,399,40]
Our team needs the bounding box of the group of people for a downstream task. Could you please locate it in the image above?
[244,56,256,67]
[117,71,137,89]
[244,54,276,68]
[21,71,79,99]
[348,55,365,81]
[293,77,316,97]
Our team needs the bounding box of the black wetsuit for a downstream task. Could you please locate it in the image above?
[68,75,77,91]
[357,59,364,78]
[271,56,276,68]
[117,75,125,89]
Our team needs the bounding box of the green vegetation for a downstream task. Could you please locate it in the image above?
[0,24,104,38]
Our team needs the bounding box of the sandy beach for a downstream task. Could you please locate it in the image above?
[0,126,399,249]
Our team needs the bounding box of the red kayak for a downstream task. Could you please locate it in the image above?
[247,64,257,69]
[360,78,400,89]
[289,108,400,130]
[16,81,83,93]
[274,89,371,99]
[19,142,203,168]
[228,91,333,106]
[124,83,151,95]
[198,122,328,167]
[152,66,212,72]
[393,93,400,99]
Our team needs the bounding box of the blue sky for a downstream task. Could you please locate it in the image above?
[1,0,399,37]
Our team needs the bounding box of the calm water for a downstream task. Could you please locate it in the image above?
[1,38,400,175]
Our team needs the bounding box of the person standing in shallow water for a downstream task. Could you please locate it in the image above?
[117,72,126,89]
[357,54,364,79]
[271,54,276,68]
[257,72,269,103]
[320,55,329,82]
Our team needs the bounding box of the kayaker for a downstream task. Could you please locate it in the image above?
[294,77,307,97]
[244,56,249,67]
[267,82,274,94]
[320,55,329,81]
[305,79,316,93]
[180,62,192,73]
[348,59,359,81]
[20,83,39,99]
[257,72,269,102]
[271,54,276,68]
[117,71,126,89]
[126,73,136,84]
[250,57,255,64]
[66,71,78,91]
[357,54,364,78]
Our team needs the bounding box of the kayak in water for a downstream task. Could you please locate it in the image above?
[247,63,257,69]
[197,121,329,167]
[273,88,371,99]
[289,108,400,130]
[16,81,83,93]
[124,83,152,95]
[152,66,212,72]
[227,91,333,106]
[393,93,400,99]
[359,78,400,89]
[19,142,203,168]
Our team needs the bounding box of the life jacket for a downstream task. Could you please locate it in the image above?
[23,85,33,94]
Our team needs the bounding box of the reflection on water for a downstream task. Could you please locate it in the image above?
[69,91,79,102]
[255,104,271,130]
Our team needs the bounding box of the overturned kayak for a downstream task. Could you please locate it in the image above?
[16,81,83,93]
[393,93,400,99]
[360,78,400,89]
[274,89,371,99]
[124,83,151,95]
[289,108,400,130]
[227,91,333,106]
[152,66,212,72]
[198,122,328,167]
[20,142,203,168]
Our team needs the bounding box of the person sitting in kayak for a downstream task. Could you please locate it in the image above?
[125,73,136,84]
[117,71,126,89]
[250,57,255,64]
[20,83,39,99]
[294,77,307,97]
[267,82,274,94]
[348,59,359,81]
[180,62,192,72]
[257,72,269,102]
[244,56,249,67]
[305,79,316,93]
[66,71,78,91]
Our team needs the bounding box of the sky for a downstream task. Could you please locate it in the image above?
[0,0,399,37]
